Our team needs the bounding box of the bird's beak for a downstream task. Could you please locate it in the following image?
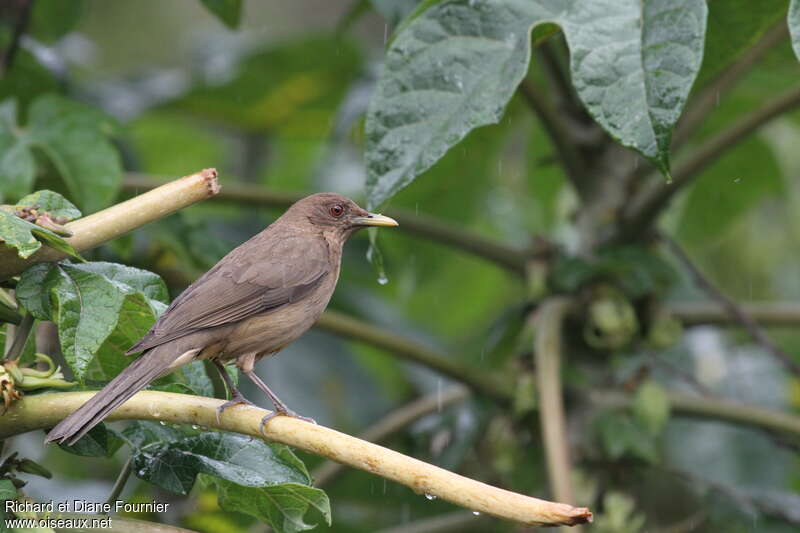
[351,213,399,227]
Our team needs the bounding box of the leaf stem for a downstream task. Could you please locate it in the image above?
[5,391,593,527]
[5,312,34,361]
[106,455,133,506]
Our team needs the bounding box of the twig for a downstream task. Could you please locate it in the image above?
[5,312,33,361]
[588,389,800,437]
[532,297,578,526]
[673,22,790,150]
[663,235,800,376]
[376,511,488,533]
[622,85,800,237]
[0,0,32,77]
[121,174,528,274]
[316,311,509,402]
[4,392,593,527]
[517,80,586,190]
[313,385,470,487]
[669,301,800,327]
[0,169,221,280]
[106,455,133,506]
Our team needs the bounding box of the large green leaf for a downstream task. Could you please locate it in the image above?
[16,262,168,381]
[199,0,243,29]
[365,0,708,208]
[133,432,330,532]
[791,0,800,61]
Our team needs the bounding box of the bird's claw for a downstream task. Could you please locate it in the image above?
[258,409,316,436]
[215,396,256,425]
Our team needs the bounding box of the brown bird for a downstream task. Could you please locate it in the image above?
[45,193,398,445]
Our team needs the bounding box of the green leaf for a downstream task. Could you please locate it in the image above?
[211,478,331,533]
[372,0,421,26]
[0,209,81,260]
[199,0,243,29]
[26,94,122,213]
[123,420,186,449]
[0,479,16,501]
[16,190,82,221]
[596,411,659,463]
[56,423,124,457]
[365,0,708,207]
[0,100,35,200]
[16,262,167,381]
[790,0,800,61]
[632,380,671,436]
[132,432,311,495]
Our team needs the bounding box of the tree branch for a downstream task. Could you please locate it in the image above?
[0,169,221,280]
[121,175,528,274]
[621,85,800,239]
[668,301,800,327]
[663,235,800,377]
[3,392,593,527]
[315,311,509,402]
[532,297,578,522]
[313,385,470,487]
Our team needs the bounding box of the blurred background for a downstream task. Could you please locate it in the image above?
[2,0,800,531]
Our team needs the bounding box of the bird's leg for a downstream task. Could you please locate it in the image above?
[243,370,316,434]
[213,360,255,424]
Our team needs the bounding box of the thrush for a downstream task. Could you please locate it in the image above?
[45,193,398,445]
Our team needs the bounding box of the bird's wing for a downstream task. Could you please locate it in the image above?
[127,234,330,354]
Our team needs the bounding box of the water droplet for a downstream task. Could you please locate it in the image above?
[138,469,146,476]
[191,425,199,430]
[378,272,389,285]
[424,493,437,500]
[733,177,741,183]
[159,421,166,426]
[472,511,481,516]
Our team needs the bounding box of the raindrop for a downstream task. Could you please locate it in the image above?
[733,177,741,183]
[473,511,481,516]
[378,272,389,285]
[424,493,437,500]
[159,421,166,426]
[138,469,146,476]
[192,425,199,430]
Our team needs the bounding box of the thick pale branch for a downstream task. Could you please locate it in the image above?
[122,175,527,274]
[3,392,593,527]
[533,297,578,517]
[313,385,470,487]
[669,301,800,327]
[622,85,800,237]
[0,169,220,280]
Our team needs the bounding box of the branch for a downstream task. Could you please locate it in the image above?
[588,389,800,437]
[122,175,527,274]
[313,385,470,487]
[668,301,800,327]
[663,236,800,377]
[0,169,221,280]
[622,85,800,238]
[517,80,587,190]
[532,297,578,514]
[3,392,593,527]
[315,311,510,402]
[673,22,790,150]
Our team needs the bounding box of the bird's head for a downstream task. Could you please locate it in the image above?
[285,193,398,239]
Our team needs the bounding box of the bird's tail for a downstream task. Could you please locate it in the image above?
[45,345,184,446]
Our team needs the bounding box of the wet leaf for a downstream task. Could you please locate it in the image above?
[365,0,708,207]
[16,262,168,382]
[123,421,186,450]
[199,0,243,29]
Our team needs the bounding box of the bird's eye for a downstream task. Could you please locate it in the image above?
[329,204,344,218]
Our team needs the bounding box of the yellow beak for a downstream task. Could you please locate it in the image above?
[352,213,399,227]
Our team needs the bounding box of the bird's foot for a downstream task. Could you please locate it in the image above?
[216,394,256,424]
[258,408,316,436]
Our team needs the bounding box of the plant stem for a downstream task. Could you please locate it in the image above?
[106,455,133,506]
[316,311,509,402]
[663,235,800,377]
[313,385,469,487]
[668,301,800,327]
[5,391,593,527]
[532,297,579,527]
[0,169,221,281]
[622,85,800,238]
[121,175,528,274]
[5,312,33,361]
